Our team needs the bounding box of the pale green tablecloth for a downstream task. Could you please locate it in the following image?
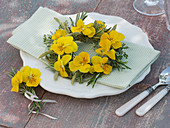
[7,7,160,89]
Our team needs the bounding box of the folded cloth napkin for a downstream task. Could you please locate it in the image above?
[7,7,160,89]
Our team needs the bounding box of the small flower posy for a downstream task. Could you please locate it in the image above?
[9,66,45,116]
[40,12,130,87]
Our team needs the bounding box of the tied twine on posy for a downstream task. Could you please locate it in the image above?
[24,91,57,119]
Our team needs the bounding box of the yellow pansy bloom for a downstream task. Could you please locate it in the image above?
[71,19,95,38]
[52,29,67,40]
[91,56,112,74]
[54,55,71,77]
[11,71,23,92]
[20,66,41,87]
[83,23,96,38]
[50,36,78,55]
[71,19,84,33]
[100,30,125,49]
[96,39,115,60]
[69,52,91,73]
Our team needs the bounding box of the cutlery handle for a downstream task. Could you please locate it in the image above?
[115,90,150,116]
[136,87,169,116]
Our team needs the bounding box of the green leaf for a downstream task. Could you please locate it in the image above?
[69,17,75,27]
[54,17,69,33]
[39,50,53,58]
[54,71,59,81]
[112,24,117,31]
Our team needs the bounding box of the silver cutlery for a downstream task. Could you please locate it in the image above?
[136,84,170,116]
[115,67,170,116]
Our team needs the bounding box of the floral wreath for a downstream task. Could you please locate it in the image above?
[39,12,130,87]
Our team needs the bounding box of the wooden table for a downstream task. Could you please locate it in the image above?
[0,0,169,128]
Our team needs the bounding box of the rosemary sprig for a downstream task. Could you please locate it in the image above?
[87,73,102,88]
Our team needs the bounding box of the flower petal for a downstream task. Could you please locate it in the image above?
[62,55,72,65]
[79,64,90,73]
[99,39,111,51]
[96,48,103,55]
[69,61,79,72]
[106,49,115,60]
[31,68,41,77]
[103,64,112,74]
[54,60,62,71]
[71,27,82,33]
[79,52,90,64]
[87,27,95,38]
[93,64,103,72]
[11,85,19,92]
[91,56,101,65]
[60,70,68,77]
[73,56,83,66]
[117,33,125,41]
[101,33,109,40]
[112,41,122,49]
[71,41,78,52]
[77,19,84,28]
[11,71,23,92]
[20,66,31,82]
[82,28,92,35]
[109,30,119,41]
[101,57,108,64]
[52,29,66,40]
[50,43,64,55]
[26,77,41,87]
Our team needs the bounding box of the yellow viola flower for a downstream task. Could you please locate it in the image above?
[91,56,112,74]
[54,55,71,77]
[71,19,95,38]
[20,66,41,87]
[83,23,96,38]
[100,30,125,49]
[26,68,41,87]
[71,19,84,33]
[11,71,23,92]
[96,20,105,30]
[52,29,67,40]
[69,52,91,73]
[96,39,116,60]
[50,36,78,55]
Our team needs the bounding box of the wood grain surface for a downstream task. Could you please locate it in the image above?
[0,0,169,128]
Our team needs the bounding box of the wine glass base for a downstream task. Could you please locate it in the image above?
[133,0,165,16]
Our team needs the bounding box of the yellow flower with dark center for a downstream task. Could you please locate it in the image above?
[52,29,67,40]
[50,36,78,55]
[69,52,91,73]
[20,66,41,87]
[11,71,23,92]
[91,56,112,74]
[100,30,125,49]
[71,19,95,38]
[54,55,71,77]
[96,39,115,60]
